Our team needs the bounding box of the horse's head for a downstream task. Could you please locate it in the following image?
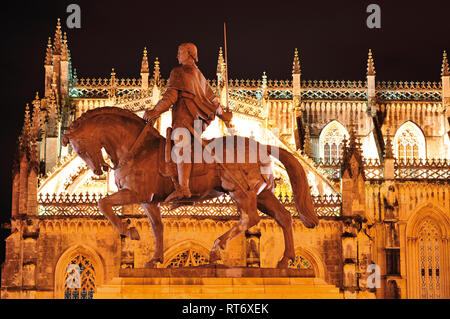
[62,132,105,176]
[62,107,159,176]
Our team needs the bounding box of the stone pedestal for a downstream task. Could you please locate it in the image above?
[96,267,343,299]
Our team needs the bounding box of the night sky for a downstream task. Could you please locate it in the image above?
[0,0,448,266]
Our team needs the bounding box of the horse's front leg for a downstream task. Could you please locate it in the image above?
[98,189,140,240]
[141,203,164,268]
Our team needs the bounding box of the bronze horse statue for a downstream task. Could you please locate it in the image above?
[62,107,318,268]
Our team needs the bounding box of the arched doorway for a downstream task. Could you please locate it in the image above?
[417,219,441,298]
[406,206,450,299]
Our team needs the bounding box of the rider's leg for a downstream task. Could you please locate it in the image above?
[165,129,192,201]
[177,161,192,197]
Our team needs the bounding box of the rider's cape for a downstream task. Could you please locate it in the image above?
[167,64,219,126]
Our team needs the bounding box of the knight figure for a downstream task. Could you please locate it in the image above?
[143,42,232,202]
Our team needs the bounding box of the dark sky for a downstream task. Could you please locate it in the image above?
[0,0,448,265]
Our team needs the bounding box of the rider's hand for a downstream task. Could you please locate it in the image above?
[220,109,233,123]
[143,109,160,122]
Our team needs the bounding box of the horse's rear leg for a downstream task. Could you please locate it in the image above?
[98,189,140,240]
[210,191,259,264]
[257,189,295,268]
[141,203,164,268]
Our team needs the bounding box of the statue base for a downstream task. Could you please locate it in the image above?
[95,267,343,299]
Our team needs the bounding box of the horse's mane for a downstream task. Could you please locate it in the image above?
[66,107,145,134]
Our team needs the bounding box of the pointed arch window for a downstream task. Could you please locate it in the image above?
[64,255,96,299]
[393,122,426,161]
[319,121,349,162]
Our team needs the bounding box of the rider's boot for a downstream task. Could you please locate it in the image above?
[165,162,192,202]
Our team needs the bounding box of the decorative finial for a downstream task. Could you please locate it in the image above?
[292,48,301,75]
[24,103,31,134]
[442,50,449,76]
[45,37,53,65]
[141,47,149,73]
[367,49,376,76]
[61,32,69,61]
[153,57,160,85]
[53,18,63,55]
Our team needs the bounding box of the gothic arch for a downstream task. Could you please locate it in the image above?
[318,120,349,161]
[288,246,327,281]
[406,202,450,239]
[162,240,211,268]
[405,203,450,299]
[393,121,426,160]
[54,244,105,299]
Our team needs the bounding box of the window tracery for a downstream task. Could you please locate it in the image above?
[394,122,425,161]
[288,255,312,270]
[319,121,349,161]
[64,255,96,299]
[166,249,209,268]
[418,219,441,299]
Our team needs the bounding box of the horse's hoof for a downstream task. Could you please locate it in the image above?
[127,227,140,240]
[276,258,290,269]
[209,250,221,264]
[144,258,162,268]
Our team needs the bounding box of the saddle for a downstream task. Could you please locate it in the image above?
[158,127,211,178]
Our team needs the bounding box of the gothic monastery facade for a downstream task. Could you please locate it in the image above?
[1,19,449,299]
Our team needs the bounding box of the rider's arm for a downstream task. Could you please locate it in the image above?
[151,88,178,115]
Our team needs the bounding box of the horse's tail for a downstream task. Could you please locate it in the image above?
[268,145,318,228]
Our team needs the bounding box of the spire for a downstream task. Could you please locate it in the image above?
[292,48,301,75]
[217,47,224,76]
[141,47,149,73]
[22,104,32,149]
[31,92,43,140]
[61,32,69,61]
[45,37,53,65]
[442,50,449,76]
[367,49,376,76]
[53,18,62,55]
[153,57,160,85]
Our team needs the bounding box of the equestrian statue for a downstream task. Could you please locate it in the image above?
[62,43,318,268]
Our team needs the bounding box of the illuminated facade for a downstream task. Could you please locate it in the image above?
[1,20,450,299]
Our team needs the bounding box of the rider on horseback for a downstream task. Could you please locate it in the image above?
[143,43,232,202]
